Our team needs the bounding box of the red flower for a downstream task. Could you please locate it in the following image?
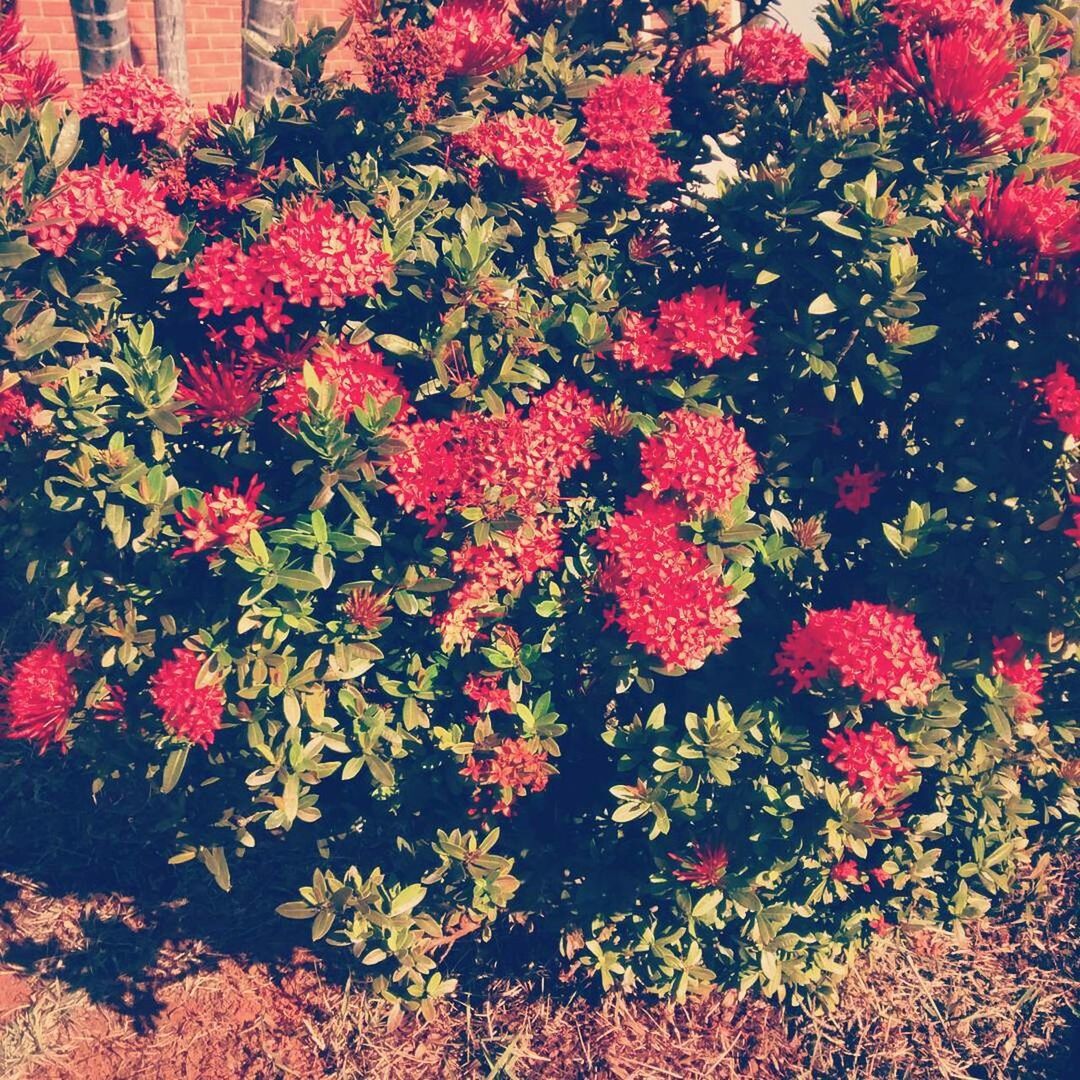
[0,385,32,441]
[270,340,408,429]
[882,0,1014,39]
[431,0,527,77]
[0,643,79,753]
[463,673,514,714]
[174,476,277,558]
[179,355,262,431]
[1033,363,1080,440]
[26,160,184,258]
[342,586,391,631]
[149,649,226,748]
[669,840,729,887]
[187,196,394,321]
[0,13,66,107]
[76,63,194,146]
[834,63,901,116]
[831,859,862,884]
[822,723,916,805]
[387,381,601,529]
[351,22,449,121]
[733,25,812,88]
[958,175,1080,261]
[890,29,1028,155]
[610,311,676,373]
[1047,76,1080,182]
[462,737,550,815]
[835,465,885,513]
[774,602,942,707]
[639,409,759,517]
[581,73,673,146]
[593,494,740,670]
[454,113,580,211]
[580,74,680,198]
[991,635,1045,722]
[656,286,758,366]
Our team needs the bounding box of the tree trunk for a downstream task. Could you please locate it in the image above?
[153,0,189,95]
[243,0,299,108]
[69,0,132,82]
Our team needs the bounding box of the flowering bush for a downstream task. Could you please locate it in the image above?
[1,0,1078,1012]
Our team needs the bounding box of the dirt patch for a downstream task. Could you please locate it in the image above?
[0,972,32,1021]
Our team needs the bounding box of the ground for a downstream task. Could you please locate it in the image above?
[0,755,1076,1078]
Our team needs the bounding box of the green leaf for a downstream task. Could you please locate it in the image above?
[161,746,189,794]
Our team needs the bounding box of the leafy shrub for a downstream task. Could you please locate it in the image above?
[1,0,1078,1012]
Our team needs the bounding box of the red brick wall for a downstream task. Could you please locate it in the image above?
[15,0,349,104]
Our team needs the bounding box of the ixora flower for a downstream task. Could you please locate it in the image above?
[187,196,395,321]
[173,476,277,557]
[889,28,1028,154]
[655,286,758,366]
[593,494,740,669]
[179,354,262,431]
[0,13,65,107]
[731,25,812,88]
[610,311,676,373]
[835,465,885,513]
[0,384,32,441]
[991,635,1045,722]
[270,340,408,429]
[639,409,759,517]
[149,649,226,748]
[774,602,942,708]
[26,160,184,258]
[1033,363,1080,440]
[342,586,392,632]
[76,63,195,146]
[669,840,729,887]
[822,723,916,806]
[0,643,79,753]
[431,0,527,77]
[580,73,680,198]
[882,0,1014,39]
[956,175,1080,261]
[453,113,580,212]
[463,672,514,714]
[461,737,551,815]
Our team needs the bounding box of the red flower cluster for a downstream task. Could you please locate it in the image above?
[76,63,194,146]
[26,160,184,258]
[992,635,1044,722]
[0,643,79,753]
[1034,363,1080,440]
[187,196,394,325]
[639,409,759,517]
[732,25,812,88]
[180,354,262,431]
[835,465,885,513]
[656,286,759,366]
[149,649,226,748]
[822,722,915,805]
[774,602,942,707]
[270,340,408,430]
[882,0,1014,39]
[463,672,514,714]
[960,175,1080,261]
[355,21,450,121]
[461,737,550,815]
[454,113,580,211]
[342,586,391,632]
[669,840,729,887]
[437,514,564,649]
[612,286,757,373]
[580,74,680,198]
[1047,76,1080,182]
[593,494,740,669]
[431,0,527,77]
[0,14,65,107]
[0,384,33,441]
[890,28,1028,155]
[387,380,601,529]
[174,476,277,558]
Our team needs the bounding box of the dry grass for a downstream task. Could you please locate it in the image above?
[1,851,1074,1079]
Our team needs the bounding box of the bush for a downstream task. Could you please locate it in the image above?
[1,0,1078,1011]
